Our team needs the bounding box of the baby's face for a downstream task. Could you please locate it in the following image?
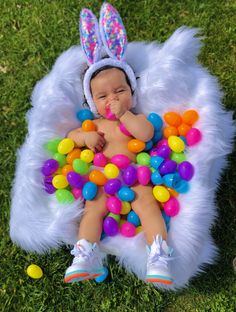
[90,68,133,118]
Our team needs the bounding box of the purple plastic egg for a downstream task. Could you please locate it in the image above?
[164,197,180,217]
[178,161,194,181]
[104,178,122,195]
[137,166,151,185]
[106,196,122,214]
[111,154,131,169]
[150,148,159,156]
[156,145,171,159]
[41,159,59,176]
[103,216,119,236]
[157,139,168,148]
[159,160,177,175]
[120,222,136,237]
[67,171,84,188]
[122,165,137,186]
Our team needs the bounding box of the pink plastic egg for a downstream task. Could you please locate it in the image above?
[120,222,136,237]
[137,166,151,185]
[111,154,131,169]
[72,188,83,200]
[164,197,180,217]
[106,196,122,214]
[93,153,108,167]
[150,148,159,156]
[186,128,202,146]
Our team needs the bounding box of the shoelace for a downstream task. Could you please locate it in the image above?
[148,236,174,267]
[70,244,93,260]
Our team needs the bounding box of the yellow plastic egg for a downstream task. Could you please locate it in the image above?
[89,170,107,186]
[57,138,74,155]
[136,226,143,234]
[153,185,170,202]
[104,163,120,179]
[120,201,131,215]
[26,264,43,279]
[168,135,185,153]
[52,174,69,189]
[127,139,145,153]
[80,149,94,163]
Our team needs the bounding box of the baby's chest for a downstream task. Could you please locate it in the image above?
[97,121,129,143]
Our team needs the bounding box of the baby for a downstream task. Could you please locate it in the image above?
[64,65,174,285]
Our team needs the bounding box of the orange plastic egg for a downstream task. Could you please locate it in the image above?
[66,148,81,164]
[164,112,182,127]
[82,120,96,132]
[166,187,179,197]
[89,170,107,186]
[178,123,191,137]
[127,139,145,153]
[163,126,179,138]
[182,110,199,126]
[61,164,74,176]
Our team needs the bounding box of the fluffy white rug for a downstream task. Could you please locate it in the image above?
[10,27,235,290]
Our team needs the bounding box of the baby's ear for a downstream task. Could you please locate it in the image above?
[99,2,127,61]
[79,8,102,65]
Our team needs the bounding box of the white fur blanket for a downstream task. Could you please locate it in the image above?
[10,27,235,290]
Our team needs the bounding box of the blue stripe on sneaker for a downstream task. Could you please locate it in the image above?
[65,269,90,277]
[146,274,173,281]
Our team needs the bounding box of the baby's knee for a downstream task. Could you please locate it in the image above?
[84,188,108,217]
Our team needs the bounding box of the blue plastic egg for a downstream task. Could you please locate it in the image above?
[95,267,109,283]
[174,180,189,193]
[144,140,153,151]
[76,109,94,122]
[82,181,97,200]
[151,171,163,185]
[163,173,181,188]
[118,186,135,202]
[152,130,163,144]
[148,113,163,131]
[179,136,187,145]
[150,156,164,169]
[127,211,141,227]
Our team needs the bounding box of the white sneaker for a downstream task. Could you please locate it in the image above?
[145,235,174,285]
[64,239,104,283]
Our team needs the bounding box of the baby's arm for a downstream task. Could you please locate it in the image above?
[120,111,154,142]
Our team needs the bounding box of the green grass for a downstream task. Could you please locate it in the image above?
[1,0,235,311]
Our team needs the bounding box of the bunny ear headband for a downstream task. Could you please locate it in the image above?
[80,2,137,115]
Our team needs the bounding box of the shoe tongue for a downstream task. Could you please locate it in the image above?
[76,239,93,252]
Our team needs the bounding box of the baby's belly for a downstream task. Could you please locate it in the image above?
[102,141,136,162]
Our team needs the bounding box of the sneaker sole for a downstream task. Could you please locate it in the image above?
[64,270,104,283]
[145,275,173,285]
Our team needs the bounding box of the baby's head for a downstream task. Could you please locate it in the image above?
[90,66,133,118]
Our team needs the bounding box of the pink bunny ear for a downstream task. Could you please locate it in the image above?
[80,8,102,65]
[99,2,127,60]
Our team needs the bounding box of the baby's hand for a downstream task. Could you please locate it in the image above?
[84,131,106,152]
[109,100,128,119]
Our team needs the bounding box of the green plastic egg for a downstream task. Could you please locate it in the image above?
[170,152,186,164]
[136,152,150,166]
[46,138,62,154]
[108,212,121,223]
[56,189,74,204]
[72,159,89,175]
[53,153,67,167]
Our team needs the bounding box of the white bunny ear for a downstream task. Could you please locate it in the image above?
[99,2,127,60]
[79,8,102,65]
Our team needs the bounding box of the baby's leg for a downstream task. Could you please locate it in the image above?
[131,184,167,245]
[78,187,107,243]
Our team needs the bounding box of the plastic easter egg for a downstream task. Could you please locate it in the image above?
[136,152,150,166]
[136,226,143,234]
[80,149,94,163]
[163,126,178,139]
[144,140,153,151]
[166,187,179,197]
[164,112,182,127]
[150,156,164,169]
[76,109,94,122]
[57,138,74,155]
[159,160,177,175]
[170,152,186,164]
[120,222,136,237]
[93,152,108,167]
[147,113,163,131]
[178,161,194,181]
[150,148,158,156]
[56,189,74,204]
[82,119,96,132]
[156,145,171,159]
[128,139,145,153]
[72,188,83,200]
[157,139,169,148]
[44,176,56,194]
[163,173,181,189]
[53,153,67,167]
[61,164,74,176]
[164,197,180,217]
[52,175,68,189]
[46,138,62,154]
[41,159,59,176]
[186,128,202,146]
[67,172,84,188]
[26,264,43,279]
[73,159,89,175]
[178,123,191,137]
[104,178,122,195]
[65,148,80,164]
[119,123,132,136]
[103,216,119,236]
[106,196,122,214]
[122,165,137,186]
[182,110,199,126]
[95,267,109,283]
[179,136,187,145]
[89,170,107,186]
[111,154,131,169]
[104,163,120,179]
[151,171,163,185]
[152,130,163,144]
[108,212,121,223]
[137,166,151,185]
[82,182,97,200]
[168,136,185,153]
[174,179,189,193]
[120,201,131,215]
[153,186,170,202]
[119,218,127,227]
[127,211,141,227]
[118,186,135,202]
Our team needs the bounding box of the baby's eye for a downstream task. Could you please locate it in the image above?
[98,95,106,99]
[116,89,125,93]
